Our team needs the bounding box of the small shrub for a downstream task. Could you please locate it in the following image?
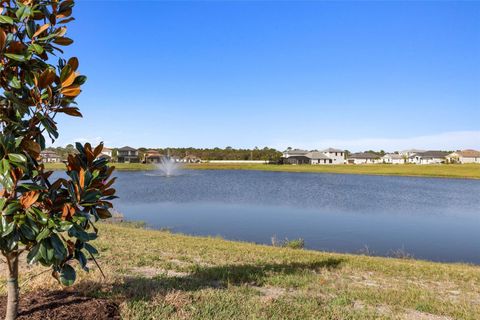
[271,236,305,249]
[282,238,305,249]
[388,247,414,259]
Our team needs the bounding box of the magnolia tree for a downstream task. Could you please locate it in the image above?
[0,1,116,319]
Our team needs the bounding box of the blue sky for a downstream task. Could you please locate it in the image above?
[54,1,480,151]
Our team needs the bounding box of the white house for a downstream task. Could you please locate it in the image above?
[101,147,113,158]
[400,149,425,163]
[321,148,345,164]
[400,149,426,158]
[381,153,405,164]
[282,148,344,165]
[347,152,380,164]
[446,150,480,164]
[412,151,448,165]
[40,150,62,163]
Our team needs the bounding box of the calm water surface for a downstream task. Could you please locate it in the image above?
[109,170,480,264]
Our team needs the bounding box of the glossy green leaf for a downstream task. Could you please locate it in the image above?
[4,53,26,62]
[8,153,27,163]
[0,15,14,25]
[59,264,76,286]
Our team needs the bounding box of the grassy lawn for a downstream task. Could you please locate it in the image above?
[2,223,479,319]
[186,163,480,179]
[44,162,480,179]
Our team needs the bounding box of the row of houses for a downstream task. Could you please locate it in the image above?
[39,146,201,164]
[38,146,480,165]
[282,148,480,165]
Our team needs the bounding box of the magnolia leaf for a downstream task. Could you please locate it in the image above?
[16,5,32,21]
[4,53,26,62]
[96,208,112,219]
[0,15,14,25]
[0,28,6,49]
[59,264,76,286]
[61,71,78,87]
[29,43,44,54]
[38,68,56,88]
[61,86,81,97]
[57,8,72,19]
[20,191,40,209]
[27,243,41,264]
[58,17,75,24]
[60,64,72,83]
[32,23,50,38]
[58,107,82,117]
[0,198,6,211]
[21,139,41,158]
[8,153,27,163]
[53,37,73,46]
[67,57,79,71]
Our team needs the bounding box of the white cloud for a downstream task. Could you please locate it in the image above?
[273,131,480,152]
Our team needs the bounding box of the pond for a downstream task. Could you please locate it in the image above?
[109,170,480,264]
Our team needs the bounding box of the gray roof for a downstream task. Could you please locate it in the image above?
[306,152,331,160]
[401,149,426,154]
[40,150,61,157]
[348,152,380,159]
[284,149,309,155]
[118,146,137,151]
[382,153,403,160]
[415,151,449,158]
[322,148,343,153]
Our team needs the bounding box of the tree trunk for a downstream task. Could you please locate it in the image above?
[5,253,19,320]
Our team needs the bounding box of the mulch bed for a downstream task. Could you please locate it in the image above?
[0,290,120,320]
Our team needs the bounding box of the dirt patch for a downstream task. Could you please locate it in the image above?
[0,290,120,320]
[130,266,189,278]
[402,309,453,320]
[253,286,286,300]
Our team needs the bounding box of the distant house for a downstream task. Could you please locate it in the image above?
[101,147,113,158]
[400,149,426,158]
[282,148,344,165]
[412,151,448,165]
[347,152,380,164]
[99,147,113,161]
[40,150,62,163]
[446,150,480,164]
[400,149,425,163]
[321,148,346,164]
[381,153,405,164]
[183,155,202,163]
[143,150,163,164]
[117,146,139,163]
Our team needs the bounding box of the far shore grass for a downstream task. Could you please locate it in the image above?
[2,222,479,319]
[45,162,480,179]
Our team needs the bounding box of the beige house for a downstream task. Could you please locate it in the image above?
[381,153,405,164]
[446,150,480,164]
[411,151,448,165]
[40,150,62,163]
[143,150,163,163]
[347,152,380,164]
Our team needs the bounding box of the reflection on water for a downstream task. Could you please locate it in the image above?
[59,170,480,263]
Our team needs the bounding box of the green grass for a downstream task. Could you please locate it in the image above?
[45,162,480,179]
[3,223,480,319]
[187,162,480,179]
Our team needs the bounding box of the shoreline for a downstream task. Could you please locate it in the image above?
[44,162,480,180]
[3,222,477,319]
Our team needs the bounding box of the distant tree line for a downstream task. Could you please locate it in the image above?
[140,147,283,162]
